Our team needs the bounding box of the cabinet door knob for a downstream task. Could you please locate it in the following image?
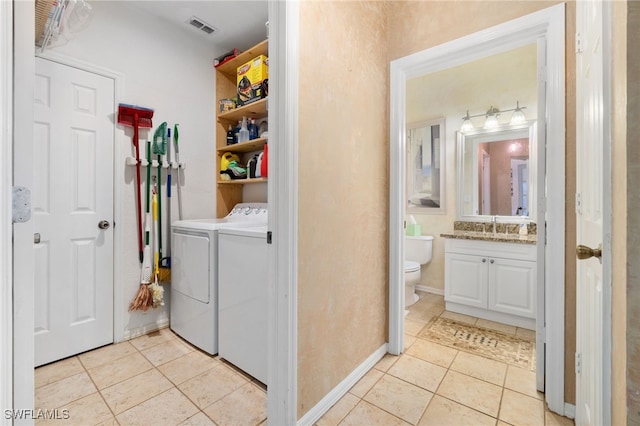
[490,259,495,264]
[482,258,487,263]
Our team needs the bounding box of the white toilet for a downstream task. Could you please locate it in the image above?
[404,235,434,307]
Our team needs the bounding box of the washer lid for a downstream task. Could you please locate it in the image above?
[404,260,421,272]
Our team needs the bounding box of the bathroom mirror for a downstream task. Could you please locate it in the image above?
[407,118,445,213]
[457,121,536,220]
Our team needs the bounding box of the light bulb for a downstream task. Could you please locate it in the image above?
[510,101,526,125]
[484,114,498,129]
[460,110,474,132]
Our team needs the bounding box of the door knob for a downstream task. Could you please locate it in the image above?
[98,220,110,230]
[576,244,601,261]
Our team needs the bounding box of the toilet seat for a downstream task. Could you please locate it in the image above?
[404,260,420,273]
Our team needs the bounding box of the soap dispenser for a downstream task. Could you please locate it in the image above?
[519,218,528,236]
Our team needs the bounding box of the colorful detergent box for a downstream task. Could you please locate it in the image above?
[218,98,235,112]
[237,55,269,106]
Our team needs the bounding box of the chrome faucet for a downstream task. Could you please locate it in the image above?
[491,215,497,234]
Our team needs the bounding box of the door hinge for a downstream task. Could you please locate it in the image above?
[267,231,272,244]
[12,186,31,223]
[575,352,582,374]
[576,32,583,54]
[576,192,582,215]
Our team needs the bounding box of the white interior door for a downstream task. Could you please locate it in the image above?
[33,57,115,367]
[576,0,609,424]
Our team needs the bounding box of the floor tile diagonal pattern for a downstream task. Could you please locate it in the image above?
[35,291,574,425]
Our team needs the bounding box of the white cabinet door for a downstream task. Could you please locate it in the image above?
[488,258,536,318]
[445,253,488,308]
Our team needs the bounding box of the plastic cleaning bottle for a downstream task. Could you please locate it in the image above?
[233,120,241,144]
[256,152,263,178]
[260,142,268,177]
[238,116,250,143]
[226,124,234,145]
[248,118,259,140]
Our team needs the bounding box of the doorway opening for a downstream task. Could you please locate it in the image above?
[389,4,566,414]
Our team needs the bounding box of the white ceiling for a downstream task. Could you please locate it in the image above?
[125,1,269,53]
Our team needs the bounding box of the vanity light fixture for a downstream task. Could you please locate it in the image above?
[459,101,527,132]
[460,111,474,132]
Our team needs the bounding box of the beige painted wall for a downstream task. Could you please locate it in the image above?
[387,0,578,404]
[297,1,389,418]
[624,2,640,424]
[611,2,628,424]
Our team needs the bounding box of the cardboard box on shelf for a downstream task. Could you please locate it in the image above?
[237,55,268,107]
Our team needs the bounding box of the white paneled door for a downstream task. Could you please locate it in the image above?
[576,0,608,424]
[33,57,114,367]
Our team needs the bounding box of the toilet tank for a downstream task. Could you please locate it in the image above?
[405,235,434,264]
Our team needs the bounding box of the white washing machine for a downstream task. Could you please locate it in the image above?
[170,203,267,355]
[218,225,268,384]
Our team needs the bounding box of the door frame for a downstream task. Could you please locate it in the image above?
[389,4,567,414]
[0,0,13,414]
[267,1,298,424]
[12,0,36,414]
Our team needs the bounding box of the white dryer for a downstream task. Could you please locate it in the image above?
[218,225,268,383]
[170,203,267,355]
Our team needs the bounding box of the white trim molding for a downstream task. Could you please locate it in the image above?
[564,403,576,420]
[267,1,298,424]
[12,0,35,416]
[0,0,13,415]
[297,344,388,426]
[389,3,566,414]
[415,285,444,296]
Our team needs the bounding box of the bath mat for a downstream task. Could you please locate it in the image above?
[418,316,536,371]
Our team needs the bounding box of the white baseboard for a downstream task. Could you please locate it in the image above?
[119,319,170,342]
[563,403,575,419]
[415,285,444,296]
[297,343,388,426]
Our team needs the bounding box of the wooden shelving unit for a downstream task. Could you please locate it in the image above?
[218,138,267,154]
[215,40,268,77]
[217,98,267,124]
[218,178,268,185]
[215,39,268,218]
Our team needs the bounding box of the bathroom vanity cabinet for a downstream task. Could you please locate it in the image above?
[444,238,536,330]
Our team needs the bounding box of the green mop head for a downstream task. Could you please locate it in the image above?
[153,122,167,155]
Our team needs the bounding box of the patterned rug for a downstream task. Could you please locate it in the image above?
[418,316,536,371]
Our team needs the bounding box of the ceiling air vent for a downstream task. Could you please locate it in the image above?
[187,16,217,36]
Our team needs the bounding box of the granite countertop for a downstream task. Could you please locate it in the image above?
[440,220,538,245]
[439,230,537,245]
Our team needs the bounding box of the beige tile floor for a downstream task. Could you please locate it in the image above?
[317,292,575,426]
[35,328,266,425]
[35,291,574,425]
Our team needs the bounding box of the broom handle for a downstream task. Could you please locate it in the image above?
[134,114,143,263]
[157,154,162,260]
[166,128,171,258]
